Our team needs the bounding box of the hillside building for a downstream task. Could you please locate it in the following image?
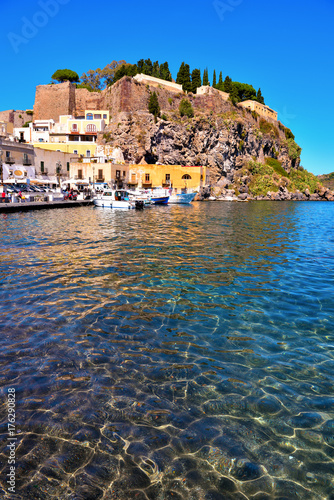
[239,100,278,121]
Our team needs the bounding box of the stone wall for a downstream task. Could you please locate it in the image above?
[0,110,32,128]
[33,82,76,121]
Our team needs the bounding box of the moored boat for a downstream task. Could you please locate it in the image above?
[93,189,135,209]
[168,192,197,204]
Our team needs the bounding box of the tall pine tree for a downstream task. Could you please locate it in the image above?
[217,71,223,90]
[191,68,202,94]
[256,88,265,104]
[176,62,185,85]
[212,70,217,88]
[203,68,209,86]
[148,91,160,121]
[223,75,232,93]
[182,64,192,93]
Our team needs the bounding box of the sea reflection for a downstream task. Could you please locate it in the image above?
[0,202,334,499]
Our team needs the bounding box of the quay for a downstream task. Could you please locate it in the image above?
[0,199,93,213]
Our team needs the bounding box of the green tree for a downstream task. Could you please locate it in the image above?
[101,60,127,86]
[217,71,223,90]
[52,69,79,83]
[148,91,160,120]
[232,82,257,102]
[142,58,153,75]
[179,99,194,118]
[80,69,103,91]
[182,64,192,92]
[256,88,265,104]
[203,68,209,86]
[113,63,138,84]
[176,62,185,85]
[191,68,202,94]
[159,62,172,81]
[223,75,232,93]
[152,61,160,78]
[212,70,217,88]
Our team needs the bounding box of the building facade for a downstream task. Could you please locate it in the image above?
[0,138,35,182]
[128,164,208,192]
[239,100,278,121]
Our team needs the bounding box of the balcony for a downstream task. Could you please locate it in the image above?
[4,156,15,164]
[96,178,105,182]
[39,170,48,175]
[23,157,32,166]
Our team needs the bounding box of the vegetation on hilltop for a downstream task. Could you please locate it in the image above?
[50,58,266,104]
[51,69,79,83]
[317,172,334,190]
[232,157,319,197]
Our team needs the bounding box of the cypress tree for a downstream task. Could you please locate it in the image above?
[218,71,223,90]
[176,62,185,85]
[223,75,232,93]
[191,68,202,94]
[212,70,217,88]
[182,64,192,93]
[256,88,265,104]
[203,68,209,86]
[160,62,172,81]
[148,91,160,120]
[152,61,160,78]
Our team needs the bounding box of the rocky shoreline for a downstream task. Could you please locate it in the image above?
[199,185,334,202]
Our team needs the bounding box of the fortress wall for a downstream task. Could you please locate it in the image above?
[33,82,76,121]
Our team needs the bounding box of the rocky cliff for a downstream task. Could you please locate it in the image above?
[33,77,332,200]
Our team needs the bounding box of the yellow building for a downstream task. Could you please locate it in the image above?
[69,162,128,185]
[239,100,278,121]
[30,110,110,157]
[128,164,208,192]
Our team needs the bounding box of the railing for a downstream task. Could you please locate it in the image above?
[96,178,105,182]
[23,158,32,166]
[39,170,48,175]
[4,156,15,164]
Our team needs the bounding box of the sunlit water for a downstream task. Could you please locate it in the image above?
[0,201,333,500]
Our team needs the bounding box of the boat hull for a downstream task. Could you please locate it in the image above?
[151,196,169,205]
[168,193,197,204]
[94,199,134,209]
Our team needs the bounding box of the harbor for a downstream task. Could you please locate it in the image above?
[0,198,93,213]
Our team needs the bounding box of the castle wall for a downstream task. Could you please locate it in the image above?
[33,82,76,121]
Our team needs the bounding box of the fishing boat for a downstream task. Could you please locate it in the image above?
[168,192,197,204]
[150,188,169,205]
[94,189,135,209]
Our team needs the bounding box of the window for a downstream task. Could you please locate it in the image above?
[103,114,107,120]
[73,150,78,154]
[123,171,126,177]
[6,151,10,158]
[72,123,78,131]
[78,169,83,179]
[165,174,170,181]
[86,124,96,133]
[86,150,91,157]
[40,161,44,173]
[145,173,150,182]
[94,114,101,119]
[86,113,93,120]
[182,174,192,179]
[98,169,103,180]
[67,162,70,172]
[116,170,120,179]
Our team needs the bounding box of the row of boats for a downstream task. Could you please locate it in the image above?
[93,188,197,209]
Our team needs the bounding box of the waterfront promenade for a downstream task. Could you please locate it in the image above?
[0,199,93,213]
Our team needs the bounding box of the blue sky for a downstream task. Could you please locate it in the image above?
[1,0,333,175]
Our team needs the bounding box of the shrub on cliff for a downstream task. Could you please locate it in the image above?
[179,99,194,118]
[52,69,79,83]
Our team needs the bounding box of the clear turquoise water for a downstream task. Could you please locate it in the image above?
[0,201,333,499]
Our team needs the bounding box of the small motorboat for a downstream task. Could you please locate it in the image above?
[94,189,135,209]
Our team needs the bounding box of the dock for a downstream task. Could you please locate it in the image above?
[0,199,94,213]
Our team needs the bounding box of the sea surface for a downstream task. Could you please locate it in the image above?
[0,201,334,500]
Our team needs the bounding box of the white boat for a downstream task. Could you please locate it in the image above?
[168,192,197,204]
[94,189,135,209]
